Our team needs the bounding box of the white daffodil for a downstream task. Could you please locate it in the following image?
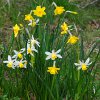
[14,59,27,68]
[45,49,62,60]
[28,35,40,47]
[12,48,25,59]
[74,58,92,71]
[28,19,39,27]
[3,55,16,69]
[27,43,38,56]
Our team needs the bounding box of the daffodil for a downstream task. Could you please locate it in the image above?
[15,59,27,68]
[47,61,60,74]
[3,55,15,69]
[27,43,38,56]
[25,14,34,21]
[61,22,68,34]
[33,6,46,17]
[45,49,62,60]
[12,48,25,59]
[13,24,20,37]
[67,35,79,44]
[28,19,39,27]
[54,6,65,15]
[74,58,92,71]
[28,35,40,47]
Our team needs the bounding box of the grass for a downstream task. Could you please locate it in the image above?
[0,0,100,100]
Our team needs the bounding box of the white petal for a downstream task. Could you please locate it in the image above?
[46,56,51,60]
[57,54,62,58]
[56,49,61,54]
[36,19,39,23]
[77,67,82,70]
[14,50,18,54]
[45,52,51,55]
[79,60,82,65]
[85,58,90,65]
[74,63,80,66]
[87,62,92,66]
[3,61,9,63]
[12,55,16,58]
[36,41,40,47]
[8,55,12,61]
[21,48,25,52]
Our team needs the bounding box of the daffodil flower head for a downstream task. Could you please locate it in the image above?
[27,43,38,56]
[14,59,27,68]
[33,6,46,17]
[54,6,65,15]
[28,19,39,27]
[74,58,92,71]
[25,14,34,21]
[47,61,60,75]
[45,49,62,60]
[61,22,68,34]
[28,35,40,47]
[67,35,79,44]
[12,48,25,59]
[13,24,20,37]
[3,55,15,69]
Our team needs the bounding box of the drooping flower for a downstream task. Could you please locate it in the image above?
[3,55,15,69]
[28,19,39,27]
[74,58,92,71]
[61,22,68,34]
[45,49,62,60]
[54,6,65,15]
[12,48,25,59]
[13,24,20,37]
[67,35,79,44]
[33,6,46,17]
[25,14,34,21]
[47,61,60,74]
[28,35,40,47]
[27,43,38,56]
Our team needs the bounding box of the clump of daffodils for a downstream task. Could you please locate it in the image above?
[5,3,93,76]
[3,35,40,69]
[74,58,92,71]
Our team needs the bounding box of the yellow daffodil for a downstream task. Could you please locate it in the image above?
[25,14,34,21]
[54,6,65,15]
[74,58,92,71]
[13,24,20,37]
[45,49,62,60]
[67,35,79,44]
[33,6,46,17]
[47,61,60,74]
[61,22,68,34]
